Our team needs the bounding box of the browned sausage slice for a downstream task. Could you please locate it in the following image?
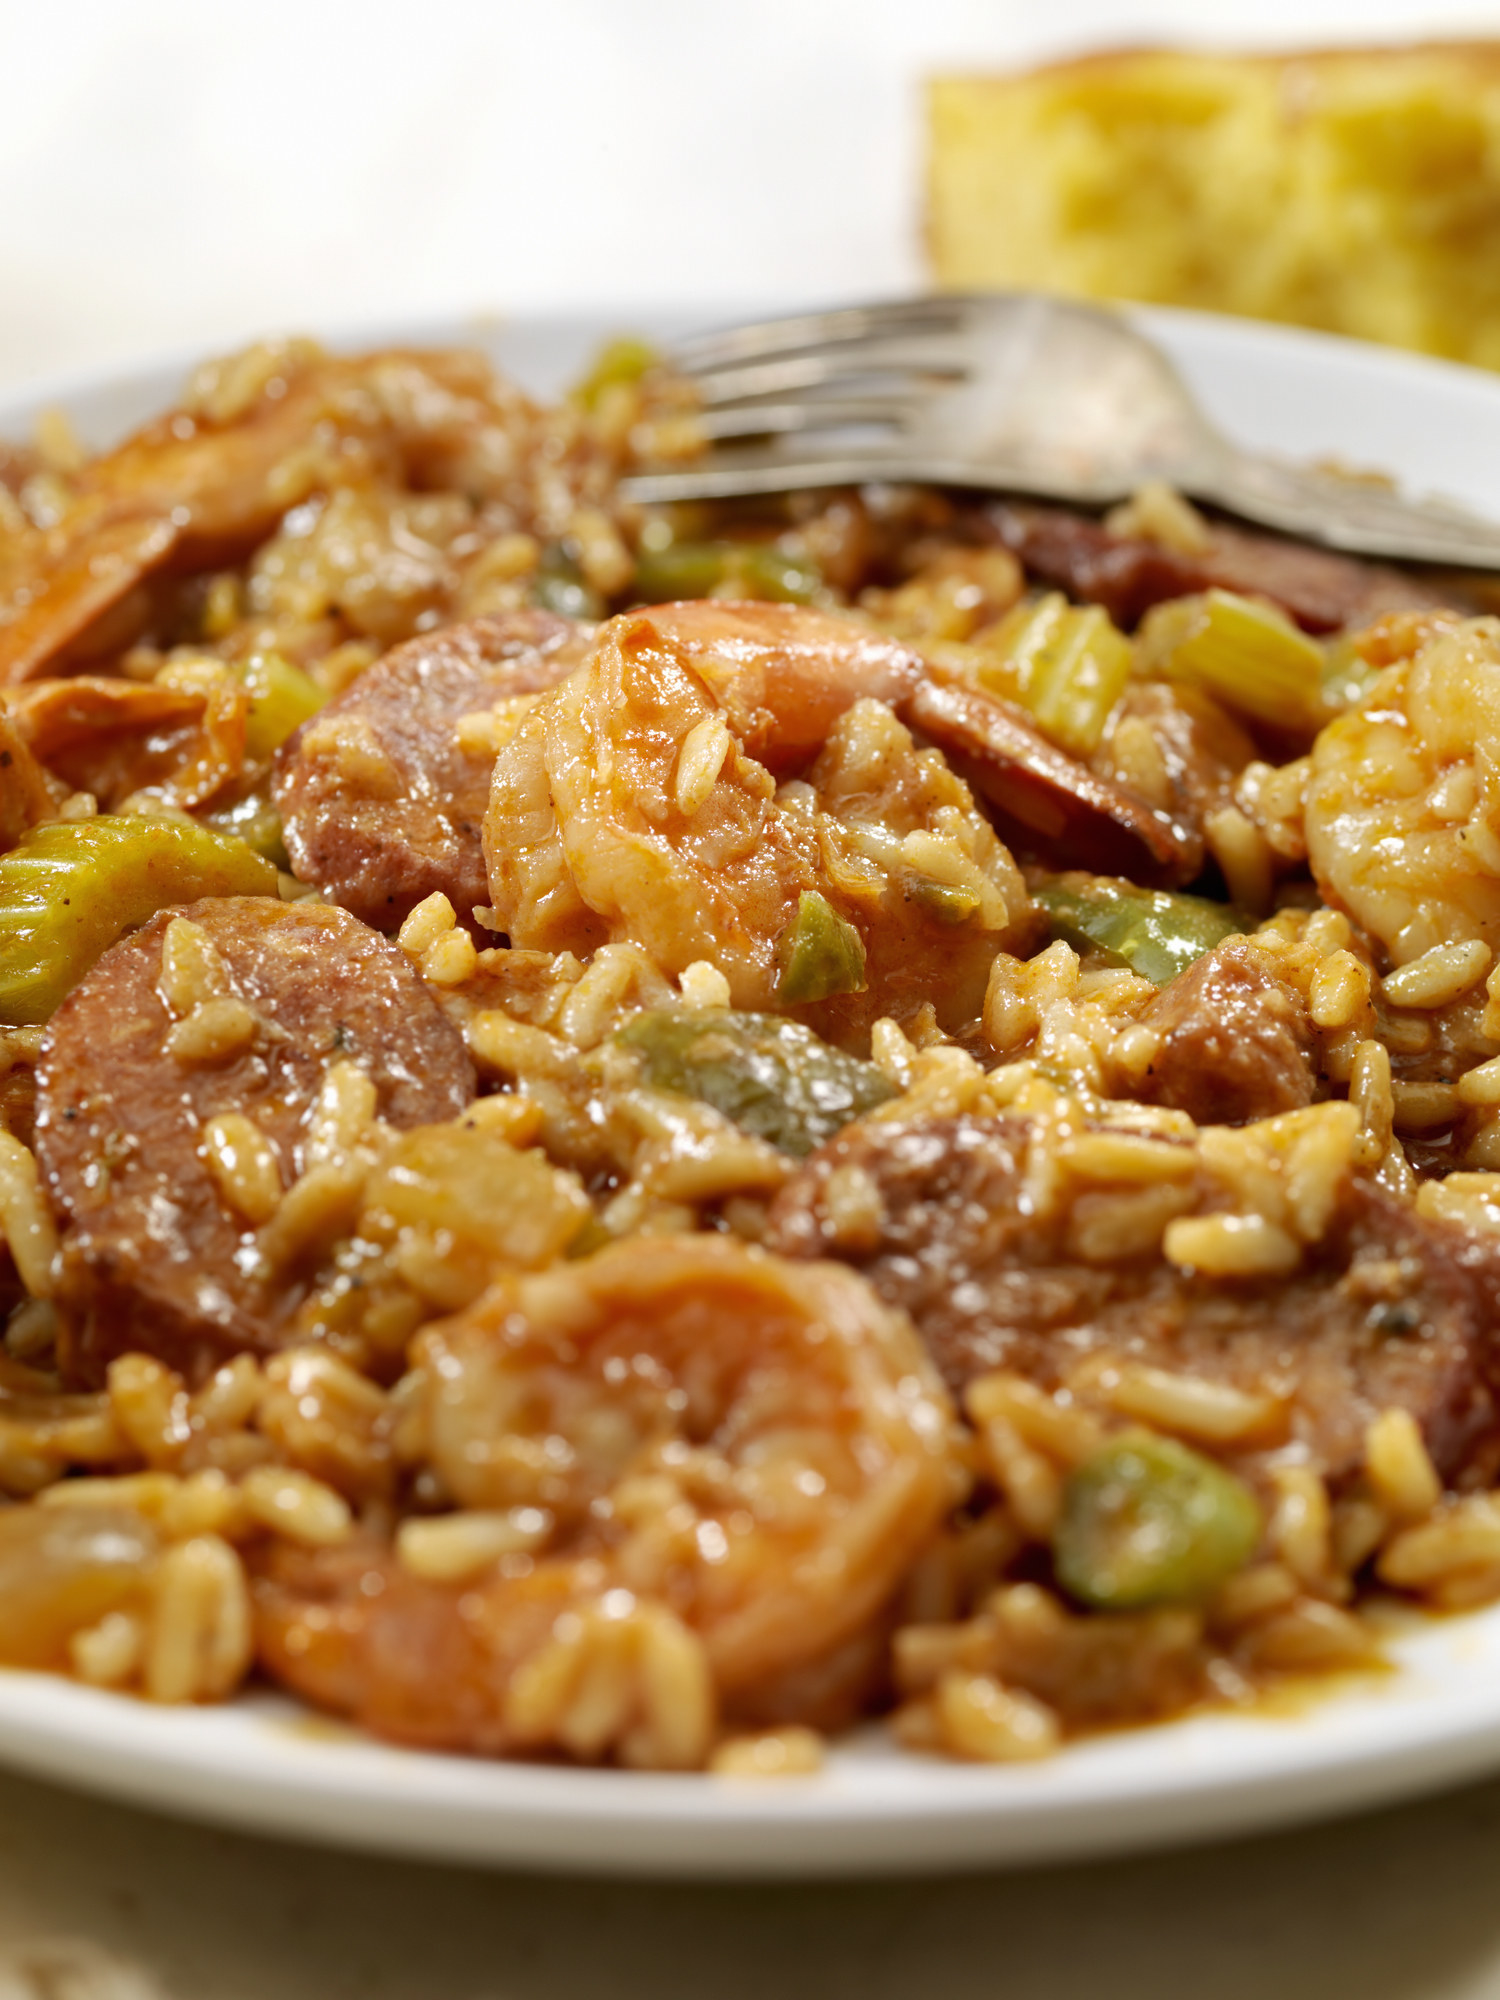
[766,1115,1500,1484]
[985,500,1468,635]
[1135,940,1318,1127]
[34,896,476,1383]
[274,611,593,929]
[904,679,1202,886]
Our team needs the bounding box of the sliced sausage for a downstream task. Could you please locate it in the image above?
[1103,681,1254,848]
[275,610,593,929]
[34,896,475,1383]
[1135,939,1319,1126]
[904,679,1202,887]
[765,1115,1500,1484]
[986,500,1469,635]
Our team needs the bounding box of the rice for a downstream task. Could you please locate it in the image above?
[931,1671,1061,1762]
[1383,939,1493,1008]
[201,1113,283,1224]
[396,1507,552,1580]
[504,1596,716,1770]
[1204,806,1274,915]
[4,330,1500,1776]
[1235,1599,1379,1672]
[239,1466,353,1547]
[164,997,259,1065]
[1268,1466,1334,1591]
[0,1133,57,1298]
[1103,1365,1279,1445]
[1164,1212,1301,1277]
[710,1726,826,1778]
[674,714,733,814]
[143,1535,252,1703]
[1365,1407,1443,1522]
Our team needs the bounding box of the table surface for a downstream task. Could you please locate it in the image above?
[8,1761,1500,2000]
[12,0,1500,1990]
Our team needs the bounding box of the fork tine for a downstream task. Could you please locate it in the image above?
[622,452,915,505]
[696,398,913,441]
[629,291,1500,567]
[670,296,967,373]
[691,342,966,408]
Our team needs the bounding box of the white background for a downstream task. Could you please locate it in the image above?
[7,0,1500,390]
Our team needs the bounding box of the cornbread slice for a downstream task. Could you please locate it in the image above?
[927,45,1500,368]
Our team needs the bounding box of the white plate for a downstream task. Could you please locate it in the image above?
[8,309,1500,1879]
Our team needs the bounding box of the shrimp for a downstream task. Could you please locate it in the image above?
[483,599,1037,1043]
[0,343,610,683]
[1303,616,1500,965]
[4,670,248,811]
[0,369,337,683]
[0,712,58,851]
[253,1235,962,1763]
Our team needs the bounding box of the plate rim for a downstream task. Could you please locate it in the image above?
[7,302,1500,1877]
[2,1609,1500,1877]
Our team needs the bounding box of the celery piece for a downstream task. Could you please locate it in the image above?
[774,890,868,1005]
[1137,589,1328,731]
[570,336,660,412]
[973,592,1069,705]
[0,816,277,1024]
[907,877,983,925]
[531,545,604,621]
[199,789,289,867]
[1034,874,1241,985]
[240,650,327,761]
[971,593,1130,753]
[1055,1432,1261,1610]
[1025,602,1133,756]
[617,1008,893,1156]
[737,545,822,604]
[631,540,727,601]
[633,539,822,606]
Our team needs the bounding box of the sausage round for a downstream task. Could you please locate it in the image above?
[1136,940,1319,1127]
[34,895,476,1383]
[274,611,593,928]
[766,1114,1500,1484]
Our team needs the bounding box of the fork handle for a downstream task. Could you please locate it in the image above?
[1206,450,1500,569]
[626,444,1500,571]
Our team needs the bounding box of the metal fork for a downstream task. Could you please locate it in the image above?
[620,293,1500,568]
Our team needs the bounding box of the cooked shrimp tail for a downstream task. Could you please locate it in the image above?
[255,1236,961,1761]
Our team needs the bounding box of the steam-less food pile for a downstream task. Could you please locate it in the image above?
[2,335,1500,1775]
